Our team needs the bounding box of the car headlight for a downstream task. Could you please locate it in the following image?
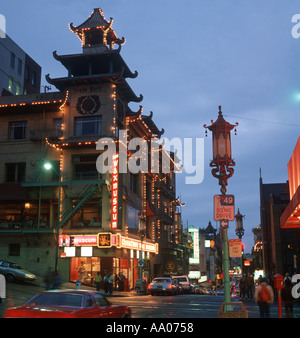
[25,273,36,279]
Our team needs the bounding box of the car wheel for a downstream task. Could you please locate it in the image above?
[6,274,15,282]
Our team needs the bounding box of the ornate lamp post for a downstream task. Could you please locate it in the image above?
[204,106,238,309]
[137,215,146,280]
[204,106,238,195]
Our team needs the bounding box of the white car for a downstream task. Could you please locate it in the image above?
[172,275,193,294]
[148,277,178,296]
[0,260,36,282]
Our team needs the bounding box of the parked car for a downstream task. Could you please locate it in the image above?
[3,290,131,318]
[0,260,36,282]
[148,277,178,296]
[172,275,193,293]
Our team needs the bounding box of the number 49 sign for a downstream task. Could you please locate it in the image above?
[214,195,235,221]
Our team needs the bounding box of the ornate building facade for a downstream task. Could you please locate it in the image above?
[0,8,187,290]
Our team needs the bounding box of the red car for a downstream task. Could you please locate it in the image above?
[3,290,131,318]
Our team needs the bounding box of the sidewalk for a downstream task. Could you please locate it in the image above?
[31,276,147,297]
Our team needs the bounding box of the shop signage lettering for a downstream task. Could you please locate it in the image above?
[111,153,119,229]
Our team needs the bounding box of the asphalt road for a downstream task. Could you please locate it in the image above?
[1,280,300,319]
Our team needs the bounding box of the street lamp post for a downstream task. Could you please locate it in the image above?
[44,161,62,272]
[204,106,238,310]
[137,216,146,280]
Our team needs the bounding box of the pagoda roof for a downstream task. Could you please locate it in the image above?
[46,73,143,103]
[69,8,125,47]
[52,50,138,79]
[0,92,64,113]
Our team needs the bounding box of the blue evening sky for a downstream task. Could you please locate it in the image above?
[1,0,300,252]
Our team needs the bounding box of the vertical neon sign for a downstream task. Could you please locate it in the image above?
[111,153,119,229]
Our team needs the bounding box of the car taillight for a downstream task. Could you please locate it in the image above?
[168,284,172,289]
[148,284,152,289]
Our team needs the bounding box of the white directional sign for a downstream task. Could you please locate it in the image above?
[214,195,235,221]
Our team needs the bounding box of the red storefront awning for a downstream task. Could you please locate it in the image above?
[280,184,300,228]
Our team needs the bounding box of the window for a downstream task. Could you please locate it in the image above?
[16,82,21,95]
[10,52,15,69]
[94,293,109,306]
[25,66,30,82]
[127,205,140,235]
[8,76,13,93]
[53,118,62,137]
[73,155,98,179]
[18,58,22,75]
[6,163,26,182]
[74,116,102,136]
[32,71,36,86]
[85,294,94,307]
[9,121,27,140]
[9,243,20,256]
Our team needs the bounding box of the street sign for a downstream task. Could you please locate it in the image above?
[138,259,144,267]
[229,239,242,257]
[214,194,235,221]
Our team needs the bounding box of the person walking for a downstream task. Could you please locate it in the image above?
[245,274,254,300]
[103,271,109,295]
[44,267,54,290]
[108,272,114,296]
[94,272,102,292]
[119,272,125,291]
[254,278,274,318]
[52,270,62,289]
[239,276,246,299]
[281,278,294,318]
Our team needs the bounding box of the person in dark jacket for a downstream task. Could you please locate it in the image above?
[281,278,294,318]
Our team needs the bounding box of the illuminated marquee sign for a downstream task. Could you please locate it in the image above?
[188,227,200,264]
[111,153,119,229]
[116,234,159,254]
[59,235,98,247]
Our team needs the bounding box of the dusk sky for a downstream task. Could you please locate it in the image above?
[1,1,300,252]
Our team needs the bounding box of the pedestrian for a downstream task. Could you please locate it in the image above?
[52,270,62,289]
[108,272,114,295]
[119,272,125,291]
[103,271,109,295]
[239,276,246,299]
[281,278,294,318]
[254,277,274,318]
[94,272,102,292]
[77,261,86,282]
[245,274,254,300]
[44,266,54,290]
[115,273,119,290]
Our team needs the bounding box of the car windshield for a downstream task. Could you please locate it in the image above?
[152,278,171,283]
[25,293,83,308]
[174,278,187,282]
[9,263,23,270]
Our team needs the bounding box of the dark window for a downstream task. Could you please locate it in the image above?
[130,173,139,194]
[6,163,26,182]
[32,71,36,86]
[25,66,30,82]
[18,58,22,75]
[73,155,98,179]
[74,116,102,136]
[9,121,27,140]
[10,52,15,69]
[9,243,20,256]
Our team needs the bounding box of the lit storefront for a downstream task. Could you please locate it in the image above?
[59,233,158,291]
[281,136,300,229]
